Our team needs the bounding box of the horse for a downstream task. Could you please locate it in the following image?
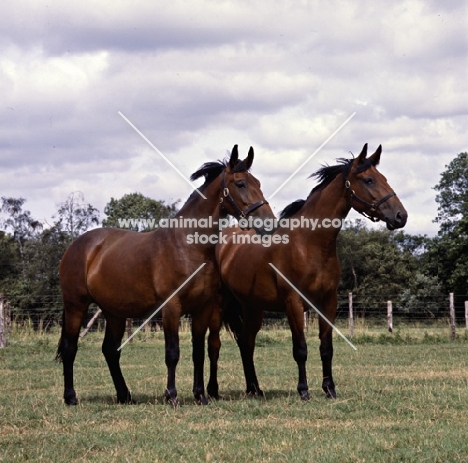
[56,145,275,406]
[213,144,408,400]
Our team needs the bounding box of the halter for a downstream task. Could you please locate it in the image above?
[220,170,269,219]
[344,178,396,223]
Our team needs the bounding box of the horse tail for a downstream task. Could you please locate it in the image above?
[221,287,243,341]
[55,311,65,362]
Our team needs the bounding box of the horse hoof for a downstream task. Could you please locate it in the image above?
[118,397,136,405]
[165,394,180,408]
[64,397,78,406]
[168,398,180,408]
[196,395,209,406]
[165,389,180,407]
[207,387,219,400]
[246,388,264,398]
[299,391,310,401]
[325,388,337,399]
[117,392,135,404]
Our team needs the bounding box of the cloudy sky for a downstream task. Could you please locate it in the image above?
[1,0,467,236]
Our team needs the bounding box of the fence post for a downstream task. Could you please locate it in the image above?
[126,318,133,342]
[348,292,354,339]
[450,293,456,340]
[5,300,11,335]
[387,300,393,333]
[0,294,6,348]
[465,301,468,331]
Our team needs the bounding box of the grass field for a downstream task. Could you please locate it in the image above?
[1,324,468,462]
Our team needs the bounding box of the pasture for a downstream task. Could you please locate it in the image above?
[1,324,468,462]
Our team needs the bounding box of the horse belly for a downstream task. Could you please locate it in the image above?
[86,258,157,318]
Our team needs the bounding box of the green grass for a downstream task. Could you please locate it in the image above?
[1,327,468,462]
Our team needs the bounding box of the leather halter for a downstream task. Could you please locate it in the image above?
[344,178,396,223]
[220,170,269,219]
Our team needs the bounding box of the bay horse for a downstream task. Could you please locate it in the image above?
[213,144,408,400]
[56,145,275,406]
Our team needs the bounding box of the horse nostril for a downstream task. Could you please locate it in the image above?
[395,211,407,225]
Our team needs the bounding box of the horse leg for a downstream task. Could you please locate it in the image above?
[56,299,89,405]
[191,306,214,405]
[237,307,264,396]
[162,303,181,407]
[319,297,337,399]
[101,313,134,404]
[207,306,222,400]
[285,297,309,401]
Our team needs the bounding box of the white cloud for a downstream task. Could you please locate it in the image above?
[1,0,467,235]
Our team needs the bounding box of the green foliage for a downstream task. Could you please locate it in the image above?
[434,152,468,232]
[0,194,98,326]
[102,192,178,231]
[0,231,18,284]
[431,152,468,294]
[1,197,43,261]
[337,221,450,318]
[399,273,445,318]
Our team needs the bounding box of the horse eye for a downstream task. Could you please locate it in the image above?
[364,177,374,185]
[236,180,246,188]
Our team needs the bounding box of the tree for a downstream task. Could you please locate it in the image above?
[1,197,42,260]
[434,152,468,233]
[0,194,99,328]
[53,191,100,241]
[336,222,443,318]
[431,152,468,295]
[102,192,178,232]
[0,231,19,286]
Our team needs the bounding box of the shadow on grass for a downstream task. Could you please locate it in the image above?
[79,388,306,405]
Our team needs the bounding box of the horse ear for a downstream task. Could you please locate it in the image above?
[229,145,239,169]
[244,146,254,170]
[369,145,382,166]
[357,143,368,164]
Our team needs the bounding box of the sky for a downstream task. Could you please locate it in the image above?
[1,0,467,236]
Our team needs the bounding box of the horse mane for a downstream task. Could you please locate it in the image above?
[189,157,251,188]
[190,161,226,185]
[279,200,306,219]
[181,156,252,207]
[279,155,374,218]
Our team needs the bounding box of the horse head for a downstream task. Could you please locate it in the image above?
[346,144,407,230]
[190,145,275,234]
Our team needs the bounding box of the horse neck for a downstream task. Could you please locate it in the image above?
[310,174,350,216]
[175,178,224,231]
[293,173,351,243]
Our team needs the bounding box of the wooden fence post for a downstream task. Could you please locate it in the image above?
[387,300,393,333]
[465,301,468,331]
[450,293,456,340]
[0,294,6,348]
[348,292,354,339]
[126,318,133,342]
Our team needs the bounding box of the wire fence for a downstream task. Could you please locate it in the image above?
[1,292,467,336]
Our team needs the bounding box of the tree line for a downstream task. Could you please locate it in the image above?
[0,152,466,326]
